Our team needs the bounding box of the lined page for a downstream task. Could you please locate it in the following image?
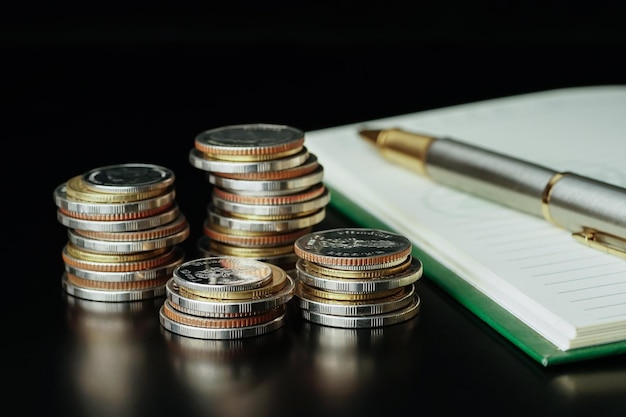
[306,86,626,350]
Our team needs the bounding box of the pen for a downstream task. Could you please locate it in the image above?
[359,128,626,258]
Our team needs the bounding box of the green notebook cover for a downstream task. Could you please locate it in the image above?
[327,185,626,367]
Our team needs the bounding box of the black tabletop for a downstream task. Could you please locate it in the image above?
[6,4,626,416]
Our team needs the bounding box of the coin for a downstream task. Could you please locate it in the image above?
[189,147,310,173]
[293,228,412,269]
[67,226,189,253]
[207,165,324,193]
[211,186,330,217]
[161,300,286,329]
[62,243,180,272]
[299,294,421,329]
[65,175,170,203]
[62,273,166,302]
[296,281,416,316]
[166,269,294,313]
[82,163,175,194]
[208,206,326,233]
[194,123,305,158]
[54,183,176,216]
[56,204,181,232]
[72,214,189,242]
[159,308,287,339]
[173,257,273,293]
[295,258,422,293]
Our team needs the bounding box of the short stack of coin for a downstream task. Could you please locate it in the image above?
[53,163,190,302]
[159,256,295,339]
[189,123,330,273]
[293,228,422,328]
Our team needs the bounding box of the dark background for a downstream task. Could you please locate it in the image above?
[7,2,626,273]
[3,2,626,416]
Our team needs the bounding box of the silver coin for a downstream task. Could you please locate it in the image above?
[57,205,180,232]
[207,166,324,193]
[194,123,304,153]
[67,227,189,253]
[62,273,166,302]
[53,183,176,215]
[82,163,175,194]
[173,257,273,292]
[211,187,330,217]
[159,307,287,340]
[165,276,295,315]
[65,247,185,282]
[299,294,421,328]
[189,147,310,173]
[294,228,412,269]
[208,206,326,233]
[296,282,416,316]
[295,258,422,293]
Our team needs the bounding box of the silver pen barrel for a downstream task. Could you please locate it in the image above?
[425,138,626,243]
[425,138,555,218]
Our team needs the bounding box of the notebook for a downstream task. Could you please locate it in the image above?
[305,85,626,366]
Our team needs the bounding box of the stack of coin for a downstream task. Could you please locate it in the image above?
[189,123,330,273]
[293,228,422,328]
[159,256,295,339]
[53,163,190,302]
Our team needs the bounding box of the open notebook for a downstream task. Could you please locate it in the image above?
[305,86,626,366]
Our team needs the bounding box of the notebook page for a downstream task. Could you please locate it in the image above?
[306,86,626,350]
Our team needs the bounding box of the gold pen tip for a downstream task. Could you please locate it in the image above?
[359,129,381,144]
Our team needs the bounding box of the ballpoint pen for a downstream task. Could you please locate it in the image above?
[359,128,626,258]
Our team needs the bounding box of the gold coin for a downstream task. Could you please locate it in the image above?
[58,201,173,221]
[64,242,169,262]
[203,222,311,247]
[65,273,169,290]
[208,240,295,257]
[162,300,286,328]
[62,245,180,273]
[199,146,303,162]
[178,264,289,300]
[65,175,172,203]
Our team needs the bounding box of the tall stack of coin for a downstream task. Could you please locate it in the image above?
[293,228,422,328]
[53,163,190,302]
[189,123,330,273]
[159,256,295,339]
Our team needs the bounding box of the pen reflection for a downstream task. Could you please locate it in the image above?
[161,325,289,417]
[64,293,163,417]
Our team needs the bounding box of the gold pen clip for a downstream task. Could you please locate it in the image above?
[572,228,626,258]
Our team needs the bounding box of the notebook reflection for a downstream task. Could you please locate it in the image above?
[550,367,626,397]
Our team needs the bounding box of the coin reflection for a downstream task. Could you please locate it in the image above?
[161,327,288,417]
[298,316,418,399]
[64,294,163,417]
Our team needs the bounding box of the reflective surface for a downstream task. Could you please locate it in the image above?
[12,208,626,417]
[8,5,626,416]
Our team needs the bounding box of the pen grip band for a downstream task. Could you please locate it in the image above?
[542,172,626,244]
[541,172,566,226]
